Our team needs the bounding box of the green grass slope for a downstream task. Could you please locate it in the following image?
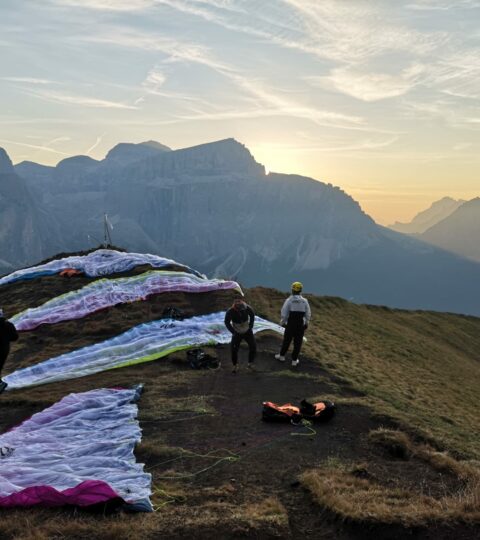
[250,287,480,459]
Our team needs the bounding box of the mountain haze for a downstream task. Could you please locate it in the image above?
[5,139,480,315]
[389,197,465,234]
[419,198,480,262]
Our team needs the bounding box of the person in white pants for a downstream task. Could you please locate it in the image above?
[275,282,311,367]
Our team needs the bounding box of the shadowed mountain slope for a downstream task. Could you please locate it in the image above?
[7,140,480,316]
[419,198,480,262]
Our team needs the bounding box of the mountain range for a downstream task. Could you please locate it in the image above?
[389,197,465,234]
[419,198,480,262]
[389,196,480,263]
[2,139,480,315]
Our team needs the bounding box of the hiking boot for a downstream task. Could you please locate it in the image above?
[0,380,8,394]
[275,354,285,362]
[247,363,254,371]
[291,359,300,367]
[232,366,238,374]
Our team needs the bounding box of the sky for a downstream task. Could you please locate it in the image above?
[1,0,479,225]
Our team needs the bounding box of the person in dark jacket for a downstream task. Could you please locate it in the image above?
[0,308,19,394]
[224,299,256,373]
[275,282,311,367]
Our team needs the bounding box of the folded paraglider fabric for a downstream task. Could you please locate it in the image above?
[0,249,203,287]
[0,386,152,511]
[11,271,242,331]
[5,312,283,390]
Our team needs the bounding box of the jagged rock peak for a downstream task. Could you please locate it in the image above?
[184,138,251,154]
[56,155,100,172]
[141,140,172,151]
[172,138,265,176]
[105,141,171,166]
[0,147,14,175]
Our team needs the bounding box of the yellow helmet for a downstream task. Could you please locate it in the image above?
[291,281,303,293]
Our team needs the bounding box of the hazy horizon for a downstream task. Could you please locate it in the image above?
[1,0,479,225]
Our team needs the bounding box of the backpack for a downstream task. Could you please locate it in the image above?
[262,399,336,424]
[300,399,336,422]
[262,402,303,423]
[187,348,220,370]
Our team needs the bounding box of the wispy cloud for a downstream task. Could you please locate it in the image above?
[2,77,56,85]
[141,67,166,95]
[148,0,448,63]
[86,28,367,130]
[45,136,71,146]
[0,138,70,156]
[67,0,445,66]
[89,31,220,70]
[85,133,106,155]
[406,1,480,11]
[0,117,75,125]
[25,90,139,110]
[282,0,447,60]
[309,64,426,102]
[423,50,480,99]
[52,0,156,11]
[254,136,399,153]
[151,105,364,127]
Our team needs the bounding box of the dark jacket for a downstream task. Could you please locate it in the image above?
[0,318,18,357]
[224,305,255,335]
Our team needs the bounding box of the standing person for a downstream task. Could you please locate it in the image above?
[224,299,256,373]
[0,308,19,394]
[275,282,311,367]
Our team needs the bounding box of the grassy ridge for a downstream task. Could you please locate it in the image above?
[1,274,479,538]
[248,287,480,459]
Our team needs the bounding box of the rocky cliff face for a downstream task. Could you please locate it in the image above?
[100,139,377,277]
[0,149,15,175]
[8,139,480,315]
[0,149,62,268]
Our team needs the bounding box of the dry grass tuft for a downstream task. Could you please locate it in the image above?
[301,466,480,526]
[369,428,413,460]
[369,428,480,481]
[301,429,480,526]
[235,496,289,528]
[415,445,480,482]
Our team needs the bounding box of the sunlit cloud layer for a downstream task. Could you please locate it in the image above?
[0,0,479,224]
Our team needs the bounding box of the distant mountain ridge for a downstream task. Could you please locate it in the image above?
[389,197,465,234]
[105,141,171,166]
[3,138,480,315]
[419,198,480,262]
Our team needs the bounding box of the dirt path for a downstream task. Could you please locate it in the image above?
[134,335,477,539]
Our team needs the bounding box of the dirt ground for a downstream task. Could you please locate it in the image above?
[0,270,478,539]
